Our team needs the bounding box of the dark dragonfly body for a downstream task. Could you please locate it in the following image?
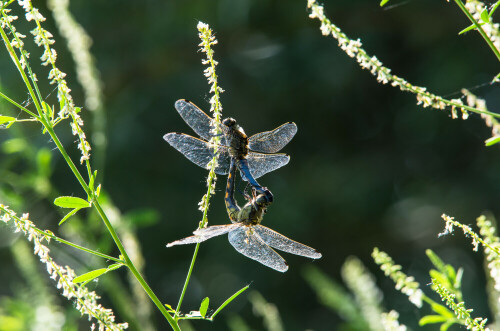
[167,159,321,272]
[163,99,297,195]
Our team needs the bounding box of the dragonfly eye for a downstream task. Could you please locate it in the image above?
[222,118,236,127]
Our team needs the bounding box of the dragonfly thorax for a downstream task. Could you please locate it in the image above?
[222,118,249,159]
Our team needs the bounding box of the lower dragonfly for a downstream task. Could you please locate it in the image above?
[167,159,321,272]
[163,99,297,194]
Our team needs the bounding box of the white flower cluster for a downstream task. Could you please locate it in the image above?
[372,248,424,308]
[341,257,384,330]
[0,205,128,330]
[462,89,500,141]
[16,0,91,163]
[307,0,472,118]
[477,216,500,313]
[196,22,224,223]
[381,310,407,331]
[440,214,480,251]
[48,0,103,112]
[432,279,490,331]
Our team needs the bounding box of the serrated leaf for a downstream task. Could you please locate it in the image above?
[379,0,390,7]
[73,268,108,284]
[480,8,490,23]
[419,315,448,326]
[200,297,209,318]
[485,135,500,146]
[54,196,91,209]
[0,115,15,125]
[59,208,81,225]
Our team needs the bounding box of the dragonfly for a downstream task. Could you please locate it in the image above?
[166,159,322,272]
[163,99,297,193]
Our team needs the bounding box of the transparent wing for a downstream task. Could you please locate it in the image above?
[248,122,297,153]
[167,224,240,247]
[228,227,288,272]
[174,99,227,145]
[163,133,230,174]
[254,225,322,259]
[245,152,290,179]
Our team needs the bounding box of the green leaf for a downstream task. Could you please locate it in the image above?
[419,315,448,326]
[430,302,454,318]
[426,249,446,272]
[73,268,108,284]
[458,23,483,35]
[164,303,175,313]
[429,269,449,288]
[0,115,15,125]
[200,297,209,318]
[485,135,500,146]
[54,196,91,209]
[379,0,390,7]
[58,208,81,225]
[2,138,27,154]
[73,263,122,284]
[480,8,490,23]
[209,285,249,320]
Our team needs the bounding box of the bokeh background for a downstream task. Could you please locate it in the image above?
[1,0,500,330]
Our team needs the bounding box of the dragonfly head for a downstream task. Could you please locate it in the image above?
[222,117,237,127]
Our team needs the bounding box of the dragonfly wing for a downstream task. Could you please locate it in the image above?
[163,133,230,174]
[254,225,322,259]
[167,224,240,247]
[228,226,288,272]
[175,99,227,145]
[245,152,290,179]
[248,122,297,153]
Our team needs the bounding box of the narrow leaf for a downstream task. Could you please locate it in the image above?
[210,285,250,320]
[485,135,500,146]
[59,208,81,225]
[430,302,454,318]
[73,268,108,284]
[0,115,15,125]
[200,297,209,318]
[419,315,448,326]
[54,196,91,208]
[72,263,123,284]
[458,23,483,35]
[379,0,390,7]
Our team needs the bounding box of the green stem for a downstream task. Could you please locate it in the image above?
[44,230,123,263]
[41,121,179,330]
[92,202,179,330]
[454,0,500,63]
[0,91,39,118]
[175,242,201,319]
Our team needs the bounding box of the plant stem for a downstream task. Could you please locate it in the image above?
[454,0,500,63]
[175,242,200,319]
[92,202,180,330]
[41,120,179,330]
[0,91,39,118]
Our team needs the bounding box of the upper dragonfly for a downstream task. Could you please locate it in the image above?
[167,159,321,272]
[163,99,297,193]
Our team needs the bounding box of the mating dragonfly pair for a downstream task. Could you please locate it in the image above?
[164,99,321,272]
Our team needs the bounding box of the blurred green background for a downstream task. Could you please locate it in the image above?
[1,0,499,329]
